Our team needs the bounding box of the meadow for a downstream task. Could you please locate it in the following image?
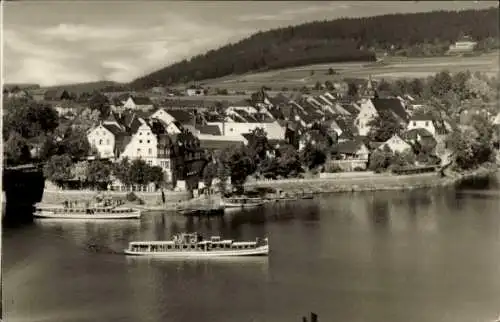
[195,51,499,92]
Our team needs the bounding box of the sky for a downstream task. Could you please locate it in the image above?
[2,1,498,86]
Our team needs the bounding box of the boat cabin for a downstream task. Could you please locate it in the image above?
[127,235,265,253]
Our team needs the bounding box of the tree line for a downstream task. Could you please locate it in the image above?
[130,7,498,89]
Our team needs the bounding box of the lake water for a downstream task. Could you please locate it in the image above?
[3,174,500,322]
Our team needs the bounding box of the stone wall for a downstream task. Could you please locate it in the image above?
[327,159,368,172]
[245,172,444,194]
[319,171,375,179]
[41,189,191,206]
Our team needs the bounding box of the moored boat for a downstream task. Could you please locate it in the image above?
[34,199,141,220]
[221,197,265,208]
[124,232,269,257]
[301,193,314,199]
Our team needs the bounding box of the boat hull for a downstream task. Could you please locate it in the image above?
[33,210,141,220]
[124,246,269,257]
[220,201,264,208]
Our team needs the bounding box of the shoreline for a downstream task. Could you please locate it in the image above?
[244,165,498,195]
[37,166,498,211]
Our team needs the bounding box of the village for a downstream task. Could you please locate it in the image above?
[3,69,500,200]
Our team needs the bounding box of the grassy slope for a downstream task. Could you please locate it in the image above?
[193,51,500,92]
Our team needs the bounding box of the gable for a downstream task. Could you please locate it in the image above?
[88,125,113,138]
[357,100,377,119]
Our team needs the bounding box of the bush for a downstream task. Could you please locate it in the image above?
[324,162,343,173]
[353,166,365,172]
[125,192,144,205]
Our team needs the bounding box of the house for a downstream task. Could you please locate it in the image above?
[195,124,222,136]
[330,139,370,171]
[448,35,477,53]
[123,96,154,110]
[355,97,409,136]
[401,128,437,154]
[87,122,128,159]
[206,115,286,140]
[44,89,72,101]
[165,109,196,126]
[406,111,450,139]
[53,102,78,117]
[378,134,412,153]
[150,109,185,134]
[406,112,438,137]
[333,116,358,142]
[337,140,370,161]
[186,88,205,96]
[198,136,246,151]
[119,119,158,166]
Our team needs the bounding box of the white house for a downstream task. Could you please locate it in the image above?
[123,96,154,110]
[406,114,437,137]
[448,36,477,53]
[206,121,286,140]
[355,99,379,136]
[355,98,408,136]
[186,88,205,96]
[120,120,158,165]
[378,134,412,153]
[87,123,124,159]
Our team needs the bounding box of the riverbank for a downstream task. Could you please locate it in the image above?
[37,165,497,211]
[244,165,498,195]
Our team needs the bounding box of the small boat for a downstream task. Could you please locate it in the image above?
[301,193,314,199]
[178,207,224,217]
[34,201,141,220]
[124,232,269,257]
[221,197,265,208]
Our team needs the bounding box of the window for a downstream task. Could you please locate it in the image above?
[106,139,110,145]
[137,148,141,154]
[147,132,150,135]
[148,148,152,155]
[147,160,153,165]
[99,139,103,145]
[139,132,143,135]
[147,140,150,143]
[413,121,417,126]
[425,121,429,126]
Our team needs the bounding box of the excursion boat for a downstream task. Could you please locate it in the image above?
[220,197,265,208]
[34,199,141,220]
[124,232,269,257]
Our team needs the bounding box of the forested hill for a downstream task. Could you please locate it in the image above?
[130,7,499,90]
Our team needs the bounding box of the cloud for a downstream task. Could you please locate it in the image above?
[3,15,252,86]
[38,23,137,42]
[236,3,351,22]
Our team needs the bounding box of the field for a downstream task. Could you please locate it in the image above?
[195,52,500,92]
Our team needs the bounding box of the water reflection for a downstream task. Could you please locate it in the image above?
[370,197,391,227]
[34,219,141,252]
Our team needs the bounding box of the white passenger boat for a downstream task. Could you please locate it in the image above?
[34,201,141,220]
[124,233,269,257]
[220,197,265,208]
